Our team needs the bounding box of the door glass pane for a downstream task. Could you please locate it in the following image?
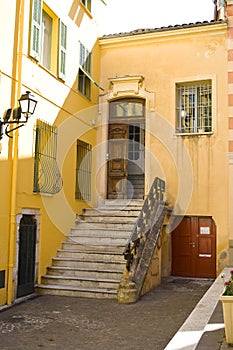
[128,124,140,160]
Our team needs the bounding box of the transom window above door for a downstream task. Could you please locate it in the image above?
[110,98,145,119]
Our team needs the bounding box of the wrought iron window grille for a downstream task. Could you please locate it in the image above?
[33,120,62,194]
[75,140,92,202]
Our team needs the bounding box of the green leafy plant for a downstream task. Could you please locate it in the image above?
[223,270,233,296]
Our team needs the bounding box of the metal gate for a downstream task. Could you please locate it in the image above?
[17,215,37,298]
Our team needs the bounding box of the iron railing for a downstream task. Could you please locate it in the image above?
[123,177,166,271]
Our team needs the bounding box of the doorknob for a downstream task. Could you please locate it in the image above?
[189,242,195,247]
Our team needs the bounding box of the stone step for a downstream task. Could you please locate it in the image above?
[82,208,141,216]
[52,257,126,270]
[62,242,125,253]
[128,179,144,184]
[78,215,137,223]
[41,275,120,290]
[130,192,144,198]
[128,177,144,184]
[67,234,129,246]
[128,187,144,194]
[129,189,144,195]
[103,199,143,205]
[129,184,144,190]
[74,220,135,229]
[85,205,142,211]
[56,249,124,262]
[70,227,131,236]
[46,266,123,280]
[128,174,144,179]
[36,284,117,299]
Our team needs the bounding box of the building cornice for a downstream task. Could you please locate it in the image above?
[99,22,227,47]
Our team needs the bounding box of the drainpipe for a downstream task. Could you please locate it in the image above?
[7,0,24,305]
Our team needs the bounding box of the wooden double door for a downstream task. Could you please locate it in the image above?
[107,123,145,199]
[171,216,216,278]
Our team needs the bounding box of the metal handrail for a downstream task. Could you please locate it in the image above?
[123,177,165,271]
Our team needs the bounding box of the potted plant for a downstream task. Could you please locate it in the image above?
[220,269,233,344]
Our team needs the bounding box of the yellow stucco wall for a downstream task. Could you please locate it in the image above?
[99,23,229,273]
[0,0,102,306]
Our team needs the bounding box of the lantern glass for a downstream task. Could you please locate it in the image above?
[19,91,37,116]
[28,99,37,115]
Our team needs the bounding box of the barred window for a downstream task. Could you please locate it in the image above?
[34,119,62,194]
[75,140,92,201]
[176,81,212,134]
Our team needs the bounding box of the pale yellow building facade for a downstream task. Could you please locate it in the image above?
[0,0,232,308]
[98,20,229,277]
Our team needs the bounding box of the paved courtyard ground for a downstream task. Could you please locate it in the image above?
[0,278,214,350]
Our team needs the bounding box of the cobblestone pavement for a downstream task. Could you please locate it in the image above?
[0,278,213,350]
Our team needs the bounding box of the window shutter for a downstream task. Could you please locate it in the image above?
[29,0,42,60]
[79,43,85,67]
[58,20,67,80]
[86,51,91,74]
[79,43,91,74]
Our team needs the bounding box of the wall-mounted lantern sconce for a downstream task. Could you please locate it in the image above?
[0,91,37,140]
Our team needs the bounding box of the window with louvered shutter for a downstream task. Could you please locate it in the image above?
[58,20,67,80]
[30,0,42,60]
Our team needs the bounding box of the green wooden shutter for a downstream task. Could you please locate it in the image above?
[58,20,67,80]
[79,43,85,67]
[79,43,91,74]
[29,0,42,60]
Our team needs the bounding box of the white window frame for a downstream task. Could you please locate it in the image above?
[29,0,67,80]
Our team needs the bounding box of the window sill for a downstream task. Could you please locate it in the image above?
[28,56,65,82]
[33,191,53,196]
[77,90,91,101]
[175,131,213,136]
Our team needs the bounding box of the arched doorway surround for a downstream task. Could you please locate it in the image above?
[97,75,155,204]
[107,98,145,199]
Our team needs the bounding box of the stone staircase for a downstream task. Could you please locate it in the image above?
[127,174,144,199]
[36,200,143,299]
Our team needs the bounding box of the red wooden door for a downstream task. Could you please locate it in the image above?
[171,216,216,278]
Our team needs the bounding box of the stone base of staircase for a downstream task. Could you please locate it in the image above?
[36,200,143,299]
[36,284,117,299]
